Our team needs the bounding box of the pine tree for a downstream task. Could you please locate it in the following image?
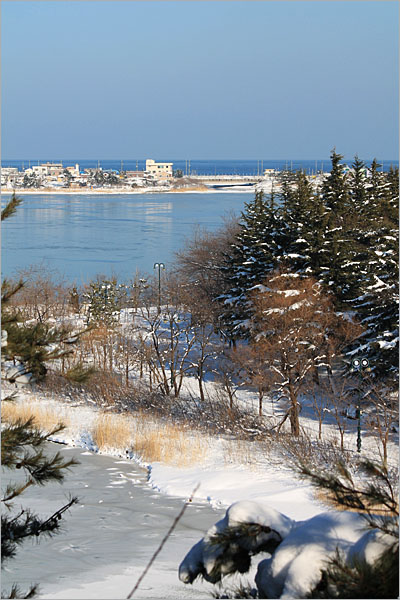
[180,456,398,599]
[279,170,325,276]
[1,191,23,220]
[351,161,399,379]
[1,413,79,598]
[83,277,129,325]
[299,459,399,599]
[318,149,358,304]
[219,190,283,338]
[1,194,79,598]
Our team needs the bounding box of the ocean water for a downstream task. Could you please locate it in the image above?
[2,158,397,175]
[1,191,254,284]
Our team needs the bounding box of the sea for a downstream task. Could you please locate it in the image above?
[1,191,254,284]
[2,158,397,285]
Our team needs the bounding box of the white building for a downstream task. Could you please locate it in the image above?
[30,162,64,177]
[145,159,173,179]
[65,164,80,177]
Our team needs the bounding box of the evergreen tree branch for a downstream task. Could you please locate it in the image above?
[1,192,23,221]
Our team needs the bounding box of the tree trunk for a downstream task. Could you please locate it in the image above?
[289,383,300,436]
[198,375,205,402]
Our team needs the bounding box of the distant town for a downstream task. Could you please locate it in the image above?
[1,158,333,193]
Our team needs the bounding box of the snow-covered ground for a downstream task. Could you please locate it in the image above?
[1,178,279,196]
[2,380,329,599]
[2,381,326,520]
[3,373,397,598]
[2,300,397,598]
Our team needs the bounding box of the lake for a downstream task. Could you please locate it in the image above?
[1,192,253,284]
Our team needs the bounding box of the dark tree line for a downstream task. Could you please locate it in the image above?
[179,151,398,382]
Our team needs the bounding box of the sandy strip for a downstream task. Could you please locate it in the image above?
[1,186,258,196]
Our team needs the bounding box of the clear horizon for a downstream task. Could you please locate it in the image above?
[2,1,398,160]
[2,156,398,162]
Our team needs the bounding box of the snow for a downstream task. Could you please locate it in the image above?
[1,381,329,599]
[256,511,366,599]
[179,500,294,584]
[347,528,396,566]
[2,288,398,599]
[148,462,322,520]
[179,501,396,599]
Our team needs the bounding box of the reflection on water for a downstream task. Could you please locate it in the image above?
[2,192,252,283]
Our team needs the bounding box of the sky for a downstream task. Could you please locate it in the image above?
[1,1,398,160]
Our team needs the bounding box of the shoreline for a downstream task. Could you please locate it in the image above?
[1,185,261,196]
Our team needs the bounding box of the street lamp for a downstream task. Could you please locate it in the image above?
[153,262,165,313]
[351,356,369,453]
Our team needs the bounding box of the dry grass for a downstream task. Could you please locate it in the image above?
[314,488,399,516]
[2,396,209,467]
[92,410,208,466]
[223,437,264,470]
[2,399,70,432]
[132,412,208,466]
[92,413,133,450]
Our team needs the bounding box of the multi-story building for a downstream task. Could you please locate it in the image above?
[145,159,173,179]
[27,162,64,177]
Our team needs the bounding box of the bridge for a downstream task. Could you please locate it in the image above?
[188,174,264,187]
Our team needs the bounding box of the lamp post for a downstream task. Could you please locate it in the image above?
[351,356,369,453]
[153,262,165,314]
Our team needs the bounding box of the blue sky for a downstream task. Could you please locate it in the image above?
[1,1,398,160]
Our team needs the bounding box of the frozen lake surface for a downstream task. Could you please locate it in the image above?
[2,444,223,599]
[1,191,253,283]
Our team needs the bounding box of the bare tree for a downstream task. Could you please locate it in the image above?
[174,216,239,325]
[136,275,196,397]
[229,343,270,416]
[114,331,141,385]
[250,271,362,436]
[12,265,71,323]
[212,348,244,411]
[363,380,398,468]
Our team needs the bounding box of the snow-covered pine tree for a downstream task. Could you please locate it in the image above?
[340,155,377,304]
[279,169,326,277]
[350,161,399,379]
[179,457,398,599]
[218,190,282,339]
[318,149,361,305]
